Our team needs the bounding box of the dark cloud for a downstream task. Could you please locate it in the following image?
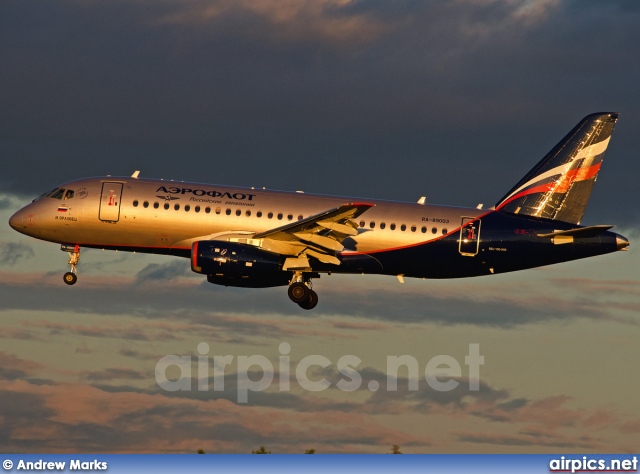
[0,349,632,453]
[0,268,636,329]
[118,348,158,361]
[0,377,427,453]
[97,364,511,416]
[82,367,149,382]
[0,390,57,450]
[0,241,34,266]
[456,432,598,450]
[0,1,638,226]
[0,351,43,380]
[0,198,13,210]
[135,260,193,282]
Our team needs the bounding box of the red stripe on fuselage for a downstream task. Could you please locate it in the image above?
[342,210,493,256]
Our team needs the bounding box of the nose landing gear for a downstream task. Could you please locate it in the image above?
[61,244,80,286]
[288,271,318,310]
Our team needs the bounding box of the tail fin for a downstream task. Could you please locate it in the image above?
[496,112,618,224]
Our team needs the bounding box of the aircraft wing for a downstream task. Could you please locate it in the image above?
[253,202,374,266]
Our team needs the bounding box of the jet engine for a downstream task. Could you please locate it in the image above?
[191,241,289,288]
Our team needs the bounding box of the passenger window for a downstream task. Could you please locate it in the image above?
[287,214,293,221]
[390,224,396,230]
[277,213,283,220]
[205,207,211,214]
[185,205,190,212]
[257,211,263,218]
[421,226,427,233]
[226,209,231,216]
[143,201,149,208]
[380,223,386,230]
[360,221,365,227]
[411,226,416,232]
[442,228,448,235]
[369,222,375,229]
[432,227,437,234]
[133,200,139,207]
[174,204,180,211]
[246,210,251,217]
[153,202,159,209]
[401,224,406,231]
[164,203,169,210]
[195,206,200,213]
[236,210,241,216]
[268,212,273,219]
[298,215,303,221]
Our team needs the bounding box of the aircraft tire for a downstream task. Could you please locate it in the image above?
[288,282,308,303]
[298,290,318,310]
[63,272,78,285]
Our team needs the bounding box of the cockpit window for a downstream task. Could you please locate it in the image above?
[47,188,65,200]
[64,189,74,199]
[33,188,58,202]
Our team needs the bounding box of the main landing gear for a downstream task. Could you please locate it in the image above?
[288,271,318,310]
[61,244,80,286]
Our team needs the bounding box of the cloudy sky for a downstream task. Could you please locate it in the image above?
[1,0,639,453]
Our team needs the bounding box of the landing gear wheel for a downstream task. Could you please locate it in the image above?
[288,282,309,303]
[298,289,318,310]
[62,244,81,286]
[63,272,77,285]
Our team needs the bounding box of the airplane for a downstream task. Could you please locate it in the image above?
[8,112,629,310]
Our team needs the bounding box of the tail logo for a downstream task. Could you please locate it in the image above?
[496,113,618,224]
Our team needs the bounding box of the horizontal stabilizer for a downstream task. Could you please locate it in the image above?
[537,225,613,239]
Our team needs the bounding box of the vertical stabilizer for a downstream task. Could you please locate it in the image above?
[496,112,618,224]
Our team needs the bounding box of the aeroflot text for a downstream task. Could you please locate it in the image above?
[156,186,256,201]
[15,459,107,470]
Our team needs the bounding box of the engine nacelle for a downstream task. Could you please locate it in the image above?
[191,241,289,288]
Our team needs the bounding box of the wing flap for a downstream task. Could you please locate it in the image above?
[253,203,373,240]
[252,202,374,261]
[316,219,359,236]
[294,233,344,252]
[304,248,341,265]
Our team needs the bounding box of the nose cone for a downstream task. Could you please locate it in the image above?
[616,234,629,251]
[9,210,23,231]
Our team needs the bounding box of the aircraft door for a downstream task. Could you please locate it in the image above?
[459,217,480,256]
[99,182,123,222]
